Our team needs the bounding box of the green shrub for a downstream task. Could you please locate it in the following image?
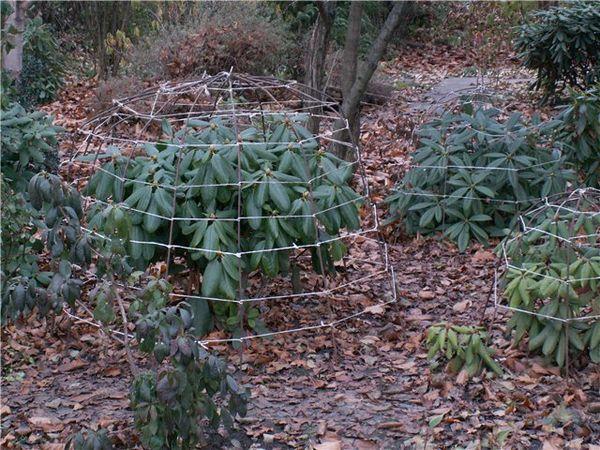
[426,323,503,378]
[515,2,600,98]
[84,115,361,332]
[500,192,600,367]
[1,172,89,323]
[385,107,575,251]
[0,105,70,323]
[130,279,247,450]
[0,177,44,322]
[547,84,600,187]
[0,102,61,192]
[17,17,66,107]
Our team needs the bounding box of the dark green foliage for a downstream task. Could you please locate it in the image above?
[548,84,600,187]
[0,106,80,323]
[0,102,61,192]
[515,2,600,98]
[66,429,114,450]
[17,17,66,107]
[426,323,503,378]
[130,280,247,450]
[85,115,361,330]
[386,107,575,251]
[1,173,89,323]
[0,177,48,322]
[500,198,600,367]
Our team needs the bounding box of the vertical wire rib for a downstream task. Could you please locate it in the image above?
[227,74,247,351]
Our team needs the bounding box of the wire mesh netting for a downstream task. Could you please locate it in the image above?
[492,188,600,368]
[495,187,600,323]
[69,72,397,346]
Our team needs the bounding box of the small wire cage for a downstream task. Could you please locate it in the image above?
[70,72,397,346]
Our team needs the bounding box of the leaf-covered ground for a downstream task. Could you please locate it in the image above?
[2,21,599,450]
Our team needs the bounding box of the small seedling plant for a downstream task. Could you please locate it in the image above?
[426,323,503,378]
[84,114,361,332]
[500,198,600,367]
[66,430,114,450]
[386,106,574,251]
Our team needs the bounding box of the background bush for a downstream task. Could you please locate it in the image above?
[16,17,66,107]
[386,106,575,251]
[515,2,600,98]
[0,101,61,192]
[547,84,600,187]
[123,3,299,81]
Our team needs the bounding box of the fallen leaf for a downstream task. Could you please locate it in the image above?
[365,304,385,315]
[60,358,87,372]
[377,421,405,430]
[418,290,435,300]
[41,444,65,450]
[473,249,495,263]
[456,369,469,385]
[104,367,121,377]
[355,440,379,450]
[28,415,64,433]
[452,299,469,312]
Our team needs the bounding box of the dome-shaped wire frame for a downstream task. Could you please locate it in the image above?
[70,72,397,346]
[494,188,600,367]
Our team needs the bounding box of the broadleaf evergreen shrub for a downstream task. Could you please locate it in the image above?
[500,193,600,366]
[426,323,503,378]
[515,2,600,98]
[547,84,600,187]
[1,173,89,323]
[84,115,361,332]
[0,102,61,192]
[385,107,575,251]
[0,101,80,324]
[17,17,66,107]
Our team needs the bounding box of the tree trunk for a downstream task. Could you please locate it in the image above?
[2,0,29,81]
[341,2,362,98]
[304,1,335,134]
[335,1,409,159]
[340,1,363,148]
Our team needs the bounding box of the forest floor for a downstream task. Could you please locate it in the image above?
[2,36,599,450]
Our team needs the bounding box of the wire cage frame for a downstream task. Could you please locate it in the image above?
[494,187,600,325]
[69,71,398,346]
